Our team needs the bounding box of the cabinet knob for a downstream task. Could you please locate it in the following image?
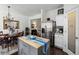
[75,37,79,39]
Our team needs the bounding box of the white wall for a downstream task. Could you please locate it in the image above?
[64,4,79,12]
[29,14,41,20]
[28,13,41,30]
[0,5,29,34]
[46,9,57,21]
[46,7,64,21]
[0,5,7,31]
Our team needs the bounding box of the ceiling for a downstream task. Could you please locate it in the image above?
[8,4,63,16]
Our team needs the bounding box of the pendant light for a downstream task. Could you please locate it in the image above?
[7,5,14,21]
[8,5,10,20]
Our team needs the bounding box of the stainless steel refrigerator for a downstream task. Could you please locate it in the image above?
[42,20,56,47]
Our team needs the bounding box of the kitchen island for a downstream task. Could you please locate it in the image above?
[18,35,50,55]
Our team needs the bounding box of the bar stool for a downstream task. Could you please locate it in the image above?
[0,35,8,54]
[4,36,9,51]
[11,36,17,48]
[2,35,12,51]
[0,36,5,49]
[14,36,17,44]
[0,37,3,49]
[8,36,13,50]
[8,36,17,50]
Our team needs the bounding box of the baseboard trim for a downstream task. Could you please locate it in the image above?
[63,48,75,55]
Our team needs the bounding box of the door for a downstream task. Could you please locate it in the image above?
[68,12,76,53]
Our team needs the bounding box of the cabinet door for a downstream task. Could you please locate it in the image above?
[21,43,30,55]
[19,40,30,55]
[30,46,38,55]
[55,36,60,47]
[55,36,58,46]
[56,15,64,26]
[55,35,63,49]
[59,36,63,49]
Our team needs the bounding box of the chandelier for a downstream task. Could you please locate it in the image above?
[3,5,14,20]
[3,5,15,34]
[8,6,14,20]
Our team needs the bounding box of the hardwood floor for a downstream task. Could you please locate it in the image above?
[12,47,68,55]
[50,47,68,55]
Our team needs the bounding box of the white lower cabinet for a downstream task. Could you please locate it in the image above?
[55,34,64,49]
[21,42,30,55]
[18,40,30,55]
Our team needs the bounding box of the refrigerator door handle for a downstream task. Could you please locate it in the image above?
[75,37,79,39]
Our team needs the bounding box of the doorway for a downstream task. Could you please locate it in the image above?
[31,18,41,37]
[68,11,76,53]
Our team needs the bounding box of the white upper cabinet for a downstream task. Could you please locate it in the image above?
[55,15,64,26]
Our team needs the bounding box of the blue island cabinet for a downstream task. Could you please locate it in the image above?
[18,36,50,55]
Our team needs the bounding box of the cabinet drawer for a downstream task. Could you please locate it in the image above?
[19,40,30,55]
